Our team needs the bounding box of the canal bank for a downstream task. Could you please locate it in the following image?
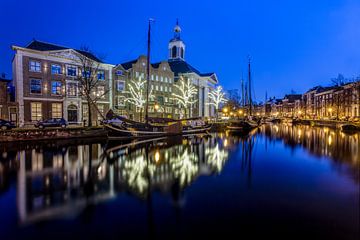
[287,119,360,132]
[0,127,107,142]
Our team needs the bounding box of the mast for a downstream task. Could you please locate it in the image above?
[248,56,252,116]
[241,73,245,107]
[145,19,152,124]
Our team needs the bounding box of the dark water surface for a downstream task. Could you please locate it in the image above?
[0,124,359,239]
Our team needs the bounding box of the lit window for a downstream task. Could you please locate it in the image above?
[151,75,154,80]
[165,77,168,83]
[97,105,104,121]
[97,70,105,80]
[67,66,77,76]
[29,60,41,72]
[116,81,125,91]
[51,81,62,95]
[156,75,159,81]
[51,64,61,74]
[97,86,105,98]
[117,96,125,106]
[169,78,172,83]
[51,103,62,118]
[160,86,163,91]
[169,87,172,92]
[155,85,159,91]
[160,76,163,82]
[31,102,42,121]
[30,79,42,94]
[165,86,168,92]
[67,83,77,97]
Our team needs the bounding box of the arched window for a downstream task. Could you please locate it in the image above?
[180,47,184,58]
[172,46,177,58]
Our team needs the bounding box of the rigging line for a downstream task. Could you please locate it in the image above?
[118,33,148,63]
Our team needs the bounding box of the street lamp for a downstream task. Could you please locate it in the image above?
[223,107,228,113]
[154,104,159,111]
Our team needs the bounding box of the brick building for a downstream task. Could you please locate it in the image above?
[12,40,113,127]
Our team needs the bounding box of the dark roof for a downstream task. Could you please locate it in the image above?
[0,76,11,82]
[25,40,103,63]
[283,94,302,102]
[167,59,201,76]
[199,72,214,77]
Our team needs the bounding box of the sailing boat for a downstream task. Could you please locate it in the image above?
[104,20,212,139]
[226,56,259,134]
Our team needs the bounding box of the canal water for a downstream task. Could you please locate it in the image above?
[0,124,359,239]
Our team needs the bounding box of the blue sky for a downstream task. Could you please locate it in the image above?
[0,0,359,101]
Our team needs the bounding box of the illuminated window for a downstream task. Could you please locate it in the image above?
[31,102,42,121]
[29,60,41,72]
[67,83,77,97]
[51,64,61,74]
[51,81,62,95]
[51,103,62,118]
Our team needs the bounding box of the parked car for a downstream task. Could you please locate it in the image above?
[0,119,16,130]
[34,118,68,129]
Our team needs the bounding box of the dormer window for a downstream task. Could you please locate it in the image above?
[115,70,123,76]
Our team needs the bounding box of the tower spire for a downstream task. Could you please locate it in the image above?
[168,19,185,60]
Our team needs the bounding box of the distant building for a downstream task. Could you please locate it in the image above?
[0,73,17,122]
[281,94,302,117]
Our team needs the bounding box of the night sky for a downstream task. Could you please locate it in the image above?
[1,0,359,101]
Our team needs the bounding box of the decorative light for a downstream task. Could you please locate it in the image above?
[154,150,160,163]
[223,108,228,113]
[154,104,159,111]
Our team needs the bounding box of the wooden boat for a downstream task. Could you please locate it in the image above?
[104,115,211,139]
[226,119,258,134]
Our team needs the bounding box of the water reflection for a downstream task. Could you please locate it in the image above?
[261,124,360,182]
[2,136,230,224]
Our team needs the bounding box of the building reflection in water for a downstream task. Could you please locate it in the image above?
[11,135,230,225]
[261,124,360,182]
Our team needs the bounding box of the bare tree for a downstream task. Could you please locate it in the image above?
[208,85,227,120]
[172,76,198,118]
[76,47,108,127]
[124,77,154,122]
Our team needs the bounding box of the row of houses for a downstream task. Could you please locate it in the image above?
[2,21,219,127]
[265,82,360,120]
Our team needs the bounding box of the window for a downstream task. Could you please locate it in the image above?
[135,72,139,78]
[169,78,172,83]
[52,103,62,118]
[51,81,62,95]
[155,85,159,91]
[115,70,123,76]
[165,97,168,102]
[117,96,125,106]
[165,77,168,83]
[82,104,88,122]
[82,70,91,78]
[140,73,144,79]
[156,75,159,81]
[116,81,125,91]
[165,86,168,92]
[67,66,77,76]
[30,79,42,94]
[160,86,163,91]
[29,60,41,72]
[97,86,105,98]
[67,83,77,97]
[148,106,154,113]
[97,105,104,121]
[169,87,172,92]
[97,70,105,80]
[31,102,42,121]
[151,75,154,81]
[51,64,61,74]
[160,76,163,82]
[166,107,172,113]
